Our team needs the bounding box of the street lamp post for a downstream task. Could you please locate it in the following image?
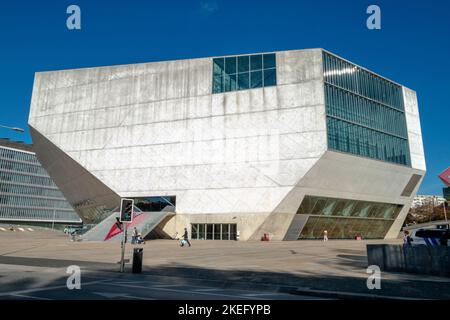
[443,200,448,222]
[0,124,25,133]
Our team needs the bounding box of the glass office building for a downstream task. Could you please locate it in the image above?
[0,140,81,225]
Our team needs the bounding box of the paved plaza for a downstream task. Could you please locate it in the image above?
[0,228,449,300]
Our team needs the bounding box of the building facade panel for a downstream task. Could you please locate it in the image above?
[403,87,426,171]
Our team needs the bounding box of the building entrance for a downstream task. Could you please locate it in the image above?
[191,223,237,240]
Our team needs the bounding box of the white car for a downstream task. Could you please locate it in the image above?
[64,226,81,234]
[409,228,449,246]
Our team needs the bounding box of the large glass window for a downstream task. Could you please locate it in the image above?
[298,216,396,240]
[323,51,411,166]
[297,195,403,239]
[213,53,277,94]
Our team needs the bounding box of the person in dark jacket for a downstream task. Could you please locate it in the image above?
[439,229,449,246]
[402,230,413,253]
[183,228,191,247]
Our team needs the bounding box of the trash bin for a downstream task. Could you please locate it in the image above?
[132,248,143,273]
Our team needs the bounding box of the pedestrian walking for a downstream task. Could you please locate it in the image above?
[323,230,328,241]
[182,227,191,247]
[132,227,139,244]
[402,230,413,252]
[439,229,449,246]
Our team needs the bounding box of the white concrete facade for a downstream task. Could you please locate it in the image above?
[28,48,425,240]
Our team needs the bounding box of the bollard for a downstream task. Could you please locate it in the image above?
[132,248,143,273]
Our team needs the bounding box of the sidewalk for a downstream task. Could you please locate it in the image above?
[0,230,449,299]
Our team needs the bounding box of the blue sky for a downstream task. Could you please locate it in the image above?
[0,0,448,195]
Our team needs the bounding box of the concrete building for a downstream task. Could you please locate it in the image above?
[0,138,81,227]
[28,48,426,240]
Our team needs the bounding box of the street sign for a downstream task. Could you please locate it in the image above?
[439,167,450,187]
[120,198,134,223]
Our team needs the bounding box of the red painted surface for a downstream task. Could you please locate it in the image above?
[103,212,147,241]
[439,167,450,187]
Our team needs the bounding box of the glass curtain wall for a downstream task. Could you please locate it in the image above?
[297,195,403,239]
[0,146,80,223]
[323,51,411,166]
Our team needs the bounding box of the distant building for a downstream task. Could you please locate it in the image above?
[411,195,446,208]
[0,138,81,226]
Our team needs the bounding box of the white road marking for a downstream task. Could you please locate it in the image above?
[110,282,269,300]
[192,288,220,292]
[242,292,278,296]
[151,284,183,288]
[92,292,154,300]
[11,294,52,300]
[0,279,111,297]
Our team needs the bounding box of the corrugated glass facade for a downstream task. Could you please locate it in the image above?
[212,53,276,93]
[323,51,411,166]
[297,195,403,239]
[0,146,81,223]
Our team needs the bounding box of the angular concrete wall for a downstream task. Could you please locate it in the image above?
[273,151,425,240]
[29,49,326,227]
[29,126,120,223]
[403,88,426,171]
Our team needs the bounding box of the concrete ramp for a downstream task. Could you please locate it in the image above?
[81,211,121,241]
[82,208,175,242]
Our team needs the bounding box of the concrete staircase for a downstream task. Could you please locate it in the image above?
[81,207,175,242]
[80,211,122,241]
[122,210,175,243]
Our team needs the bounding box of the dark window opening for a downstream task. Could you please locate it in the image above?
[133,196,176,212]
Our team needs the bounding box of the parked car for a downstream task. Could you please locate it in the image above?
[63,225,82,234]
[410,228,449,246]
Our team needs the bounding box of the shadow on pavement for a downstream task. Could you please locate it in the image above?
[1,255,449,299]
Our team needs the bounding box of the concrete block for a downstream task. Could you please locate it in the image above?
[367,244,385,269]
[367,244,450,277]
